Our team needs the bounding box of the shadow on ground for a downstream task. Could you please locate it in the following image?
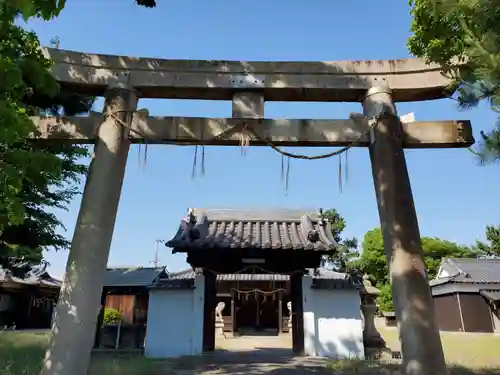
[160,348,500,375]
[162,348,332,375]
[2,331,500,375]
[326,359,500,375]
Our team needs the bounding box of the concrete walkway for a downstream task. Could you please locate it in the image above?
[161,351,332,375]
[161,335,332,375]
[216,334,293,351]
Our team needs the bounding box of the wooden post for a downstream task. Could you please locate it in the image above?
[115,320,122,349]
[40,83,137,375]
[202,269,216,352]
[278,292,283,335]
[364,86,446,375]
[256,292,260,328]
[231,292,236,336]
[290,273,304,355]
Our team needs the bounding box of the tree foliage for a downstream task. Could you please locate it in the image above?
[1,0,158,270]
[0,1,89,270]
[408,0,500,163]
[358,228,477,285]
[421,236,478,278]
[321,209,359,271]
[357,227,479,311]
[377,283,394,313]
[474,225,500,257]
[136,0,157,7]
[356,228,388,284]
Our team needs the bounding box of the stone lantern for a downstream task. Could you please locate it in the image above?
[360,274,386,356]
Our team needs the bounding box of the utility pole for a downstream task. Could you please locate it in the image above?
[154,239,165,267]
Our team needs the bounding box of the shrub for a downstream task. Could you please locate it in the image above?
[103,308,121,325]
[376,283,394,312]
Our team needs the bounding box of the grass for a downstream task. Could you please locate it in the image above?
[0,331,157,375]
[1,328,500,374]
[377,326,500,369]
[324,323,500,374]
[326,358,500,375]
[323,325,500,375]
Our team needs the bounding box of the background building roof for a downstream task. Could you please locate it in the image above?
[430,258,500,286]
[0,266,61,289]
[104,267,166,287]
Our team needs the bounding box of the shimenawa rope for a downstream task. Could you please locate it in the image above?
[95,109,383,192]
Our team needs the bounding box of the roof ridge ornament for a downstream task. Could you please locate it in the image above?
[186,208,196,225]
[318,208,327,222]
[186,208,203,240]
[301,215,320,242]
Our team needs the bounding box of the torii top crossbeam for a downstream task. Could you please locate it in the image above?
[34,48,473,149]
[43,47,455,102]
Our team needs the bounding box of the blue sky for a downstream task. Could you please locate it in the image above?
[26,0,498,278]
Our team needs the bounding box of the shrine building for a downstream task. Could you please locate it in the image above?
[142,208,368,358]
[154,266,360,337]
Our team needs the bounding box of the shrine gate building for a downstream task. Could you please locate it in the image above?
[143,208,366,358]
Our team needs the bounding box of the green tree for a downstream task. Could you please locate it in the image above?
[1,2,60,232]
[408,0,500,163]
[357,228,387,283]
[359,227,476,285]
[0,2,91,270]
[0,141,88,269]
[421,236,478,278]
[359,227,478,311]
[377,283,394,312]
[474,225,500,257]
[321,208,359,271]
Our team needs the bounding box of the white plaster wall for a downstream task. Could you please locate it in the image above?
[302,276,364,359]
[144,275,204,358]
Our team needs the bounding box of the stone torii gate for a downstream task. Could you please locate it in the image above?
[34,48,473,375]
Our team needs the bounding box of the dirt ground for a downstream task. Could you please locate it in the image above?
[162,347,332,375]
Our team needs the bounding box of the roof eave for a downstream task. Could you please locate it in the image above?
[171,245,337,253]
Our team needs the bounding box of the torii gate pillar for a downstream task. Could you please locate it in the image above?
[363,87,447,375]
[40,84,137,375]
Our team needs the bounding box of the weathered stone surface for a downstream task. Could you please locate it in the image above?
[42,47,456,102]
[30,115,474,148]
[365,87,447,375]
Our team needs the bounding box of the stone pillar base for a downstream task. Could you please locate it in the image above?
[363,334,386,350]
[215,320,225,338]
[361,303,386,348]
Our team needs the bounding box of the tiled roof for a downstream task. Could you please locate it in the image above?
[0,266,61,289]
[104,267,166,287]
[480,290,500,302]
[169,269,290,281]
[166,208,340,252]
[152,267,360,290]
[430,258,500,287]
